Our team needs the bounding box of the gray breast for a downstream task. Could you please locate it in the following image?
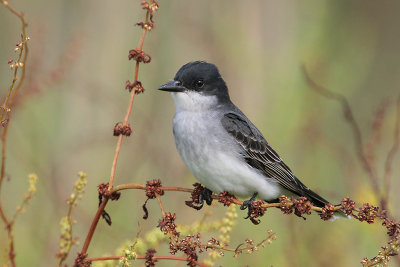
[172,110,240,176]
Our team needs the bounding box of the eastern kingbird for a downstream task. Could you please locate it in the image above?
[159,61,343,217]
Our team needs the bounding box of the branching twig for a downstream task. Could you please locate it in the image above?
[0,1,30,266]
[112,183,335,212]
[85,229,276,267]
[87,255,209,267]
[365,98,390,166]
[155,193,166,216]
[112,180,400,266]
[80,198,109,256]
[302,65,400,266]
[77,0,159,261]
[301,65,381,201]
[0,0,29,122]
[382,95,400,207]
[108,5,151,192]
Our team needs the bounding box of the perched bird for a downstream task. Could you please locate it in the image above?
[158,61,343,217]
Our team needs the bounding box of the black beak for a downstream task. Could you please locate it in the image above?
[158,80,186,92]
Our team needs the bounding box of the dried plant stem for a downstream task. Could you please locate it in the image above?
[0,120,16,267]
[155,193,166,216]
[111,182,340,213]
[108,7,148,192]
[0,122,10,225]
[0,2,29,266]
[80,198,109,255]
[302,66,400,266]
[382,95,400,207]
[87,255,209,267]
[0,0,29,192]
[126,180,400,265]
[79,3,153,259]
[112,183,193,193]
[85,226,276,265]
[302,65,381,200]
[109,135,124,191]
[0,0,29,121]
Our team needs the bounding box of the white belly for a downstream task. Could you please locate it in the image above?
[172,111,280,200]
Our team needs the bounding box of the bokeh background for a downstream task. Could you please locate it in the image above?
[1,0,400,266]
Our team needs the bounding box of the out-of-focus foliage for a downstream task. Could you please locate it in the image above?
[1,0,400,266]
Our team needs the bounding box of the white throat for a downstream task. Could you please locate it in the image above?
[171,91,219,112]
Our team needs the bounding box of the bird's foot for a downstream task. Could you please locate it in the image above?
[185,184,213,210]
[240,192,258,219]
[199,187,213,206]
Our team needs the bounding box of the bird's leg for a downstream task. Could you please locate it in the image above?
[198,187,213,206]
[240,192,258,219]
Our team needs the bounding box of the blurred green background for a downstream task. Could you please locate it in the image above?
[1,0,400,266]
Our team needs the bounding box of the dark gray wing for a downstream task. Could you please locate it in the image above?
[221,112,330,207]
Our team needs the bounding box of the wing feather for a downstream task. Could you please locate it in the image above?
[221,112,330,207]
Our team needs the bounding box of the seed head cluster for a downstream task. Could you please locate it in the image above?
[170,234,203,267]
[218,192,236,207]
[320,204,335,221]
[144,248,157,267]
[185,183,205,210]
[341,197,356,216]
[128,48,151,63]
[145,179,164,199]
[158,212,179,237]
[139,0,159,29]
[113,123,132,137]
[97,183,121,201]
[73,252,91,267]
[357,203,379,224]
[125,80,144,94]
[380,212,400,238]
[279,196,312,219]
[247,200,266,225]
[292,196,312,219]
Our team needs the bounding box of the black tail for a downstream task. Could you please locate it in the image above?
[302,187,330,208]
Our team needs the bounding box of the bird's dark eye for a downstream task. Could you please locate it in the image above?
[195,79,204,88]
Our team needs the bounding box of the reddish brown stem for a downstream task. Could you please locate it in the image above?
[80,198,109,255]
[382,95,400,207]
[108,12,148,192]
[155,193,166,216]
[87,255,209,267]
[111,182,342,212]
[112,183,193,193]
[79,3,154,258]
[108,135,123,191]
[0,2,29,266]
[302,65,381,199]
[5,223,16,267]
[0,120,16,267]
[0,123,10,225]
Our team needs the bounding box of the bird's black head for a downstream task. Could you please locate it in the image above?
[158,61,230,102]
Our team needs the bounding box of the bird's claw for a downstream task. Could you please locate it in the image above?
[199,187,213,206]
[240,192,258,219]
